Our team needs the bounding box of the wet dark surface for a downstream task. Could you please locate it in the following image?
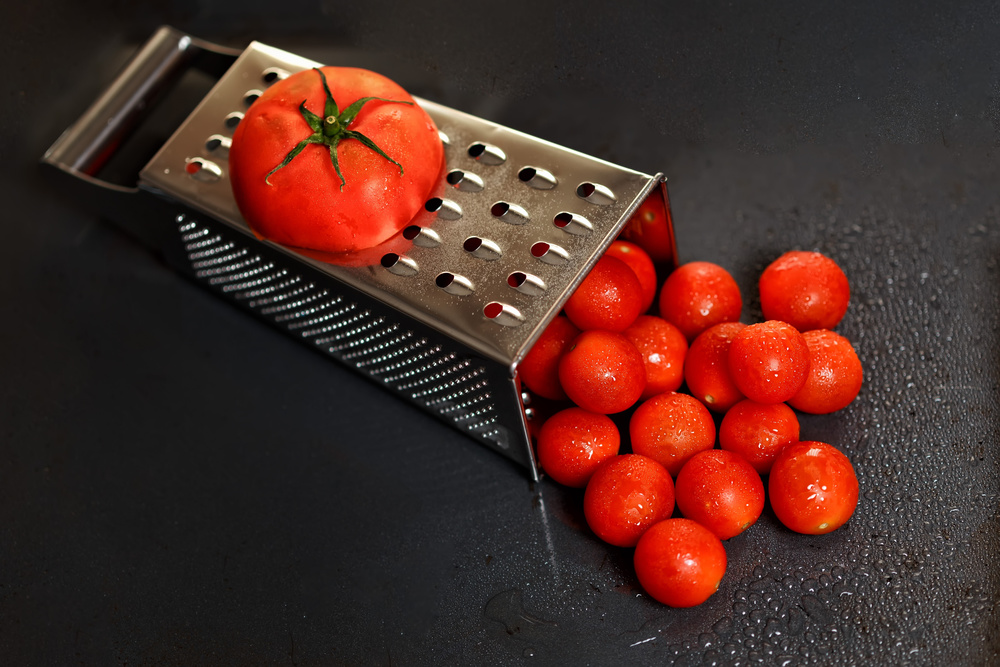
[4,1,999,664]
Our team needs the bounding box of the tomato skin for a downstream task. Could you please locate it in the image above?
[604,240,658,313]
[684,322,747,413]
[633,518,727,607]
[659,262,743,342]
[759,251,850,331]
[718,399,800,475]
[558,330,646,414]
[619,194,676,264]
[768,441,859,535]
[674,449,765,540]
[519,316,580,401]
[728,320,810,404]
[788,330,863,414]
[229,66,444,255]
[623,315,688,400]
[564,256,643,332]
[536,407,620,488]
[629,392,716,476]
[583,454,675,547]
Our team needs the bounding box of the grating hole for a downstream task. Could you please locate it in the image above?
[381,253,400,268]
[262,67,289,84]
[491,202,509,217]
[403,225,422,240]
[530,242,550,258]
[508,272,526,288]
[243,89,263,106]
[436,272,455,288]
[553,212,572,228]
[446,171,464,185]
[577,182,595,197]
[467,142,506,165]
[425,198,443,212]
[464,237,483,252]
[518,166,557,190]
[518,167,536,182]
[224,111,243,129]
[468,144,486,158]
[446,169,484,192]
[484,302,503,319]
[576,181,617,205]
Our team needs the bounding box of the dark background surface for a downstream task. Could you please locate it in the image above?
[5,1,999,665]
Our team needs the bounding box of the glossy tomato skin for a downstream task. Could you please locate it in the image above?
[583,454,675,547]
[684,322,747,413]
[788,329,863,414]
[769,441,859,535]
[728,320,810,404]
[519,315,580,401]
[718,399,800,475]
[604,240,658,313]
[564,256,643,332]
[623,315,688,400]
[536,407,620,488]
[629,392,716,476]
[659,262,743,342]
[633,518,727,607]
[759,251,850,331]
[558,330,646,414]
[619,194,676,264]
[229,67,444,255]
[674,449,765,540]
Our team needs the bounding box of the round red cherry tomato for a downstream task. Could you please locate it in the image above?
[674,449,764,540]
[619,193,676,264]
[629,392,716,476]
[564,256,644,332]
[633,518,727,607]
[728,320,810,404]
[788,329,863,414]
[684,322,747,413]
[518,315,580,401]
[759,251,850,331]
[558,330,646,414]
[768,441,859,535]
[536,407,620,488]
[718,399,800,475]
[623,315,688,400]
[659,261,743,342]
[229,66,444,256]
[583,454,675,547]
[604,240,658,313]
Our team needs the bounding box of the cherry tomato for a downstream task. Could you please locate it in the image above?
[718,399,800,475]
[629,392,716,476]
[759,251,850,331]
[518,315,580,401]
[536,407,620,488]
[604,240,658,313]
[583,454,675,547]
[684,322,747,413]
[768,441,858,535]
[788,329,863,414]
[564,256,644,332]
[558,330,646,414]
[633,518,727,607]
[623,315,688,400]
[674,449,765,540]
[728,320,810,404]
[659,261,743,342]
[229,67,444,256]
[619,193,677,264]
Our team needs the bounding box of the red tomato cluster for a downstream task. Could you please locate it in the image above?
[521,225,863,608]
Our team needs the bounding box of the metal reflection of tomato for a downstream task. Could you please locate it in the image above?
[229,67,444,257]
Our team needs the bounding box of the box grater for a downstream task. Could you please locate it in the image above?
[43,27,678,480]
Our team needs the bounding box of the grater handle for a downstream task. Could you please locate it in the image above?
[43,26,240,181]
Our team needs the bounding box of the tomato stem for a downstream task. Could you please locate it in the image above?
[264,68,413,191]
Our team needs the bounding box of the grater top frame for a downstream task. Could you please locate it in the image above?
[138,40,668,373]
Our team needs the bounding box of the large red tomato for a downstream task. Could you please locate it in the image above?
[229,67,445,256]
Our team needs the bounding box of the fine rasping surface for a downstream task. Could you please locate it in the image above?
[5,2,1000,665]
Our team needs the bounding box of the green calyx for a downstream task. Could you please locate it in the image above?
[264,68,413,190]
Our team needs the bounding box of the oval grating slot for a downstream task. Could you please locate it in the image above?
[175,214,503,444]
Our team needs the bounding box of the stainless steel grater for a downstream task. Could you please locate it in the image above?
[43,27,678,479]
